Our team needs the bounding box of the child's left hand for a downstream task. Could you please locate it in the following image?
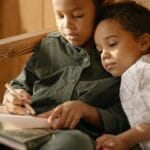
[38,101,86,129]
[96,134,128,150]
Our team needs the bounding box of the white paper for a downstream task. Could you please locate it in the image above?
[0,114,50,130]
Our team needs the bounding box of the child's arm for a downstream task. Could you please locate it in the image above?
[96,124,150,150]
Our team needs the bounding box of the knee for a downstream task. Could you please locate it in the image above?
[65,130,93,147]
[40,130,94,150]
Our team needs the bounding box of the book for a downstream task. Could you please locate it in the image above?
[0,127,53,150]
[0,114,50,130]
[0,105,51,130]
[0,106,53,150]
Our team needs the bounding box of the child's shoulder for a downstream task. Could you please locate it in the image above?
[122,54,150,79]
[46,32,61,38]
[37,32,64,47]
[41,32,66,45]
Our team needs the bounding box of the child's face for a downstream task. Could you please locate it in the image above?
[52,0,96,46]
[94,19,144,77]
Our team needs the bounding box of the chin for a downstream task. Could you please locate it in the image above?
[68,40,82,47]
[110,72,121,77]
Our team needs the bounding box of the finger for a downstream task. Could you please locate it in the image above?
[96,135,109,150]
[59,108,69,128]
[96,136,106,146]
[63,113,73,128]
[6,103,30,115]
[49,106,62,121]
[69,115,80,129]
[51,118,60,129]
[103,140,115,147]
[38,111,52,118]
[48,106,64,129]
[2,94,8,105]
[17,89,32,103]
[3,92,24,105]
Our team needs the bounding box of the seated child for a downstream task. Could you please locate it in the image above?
[94,2,150,150]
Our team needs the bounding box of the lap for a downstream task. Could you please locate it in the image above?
[39,129,94,150]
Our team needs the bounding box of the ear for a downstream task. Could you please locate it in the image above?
[138,33,150,53]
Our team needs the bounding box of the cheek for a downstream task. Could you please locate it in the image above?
[56,19,63,28]
[100,55,106,68]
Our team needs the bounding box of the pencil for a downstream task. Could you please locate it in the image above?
[4,83,36,115]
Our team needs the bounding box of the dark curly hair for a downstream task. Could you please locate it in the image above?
[96,2,150,37]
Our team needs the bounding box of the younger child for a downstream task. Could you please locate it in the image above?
[94,2,150,150]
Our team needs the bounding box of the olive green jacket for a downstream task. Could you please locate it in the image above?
[11,32,129,138]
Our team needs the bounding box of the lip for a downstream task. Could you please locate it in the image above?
[65,33,79,41]
[105,62,116,70]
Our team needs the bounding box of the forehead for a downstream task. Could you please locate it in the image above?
[96,19,125,35]
[95,19,125,41]
[52,0,94,11]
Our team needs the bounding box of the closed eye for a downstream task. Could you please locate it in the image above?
[73,14,84,18]
[108,42,118,48]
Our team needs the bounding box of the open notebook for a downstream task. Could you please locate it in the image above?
[0,114,50,130]
[0,106,49,130]
[0,106,53,150]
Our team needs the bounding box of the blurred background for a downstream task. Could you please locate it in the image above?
[0,0,56,39]
[0,0,149,39]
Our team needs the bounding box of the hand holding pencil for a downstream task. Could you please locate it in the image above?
[3,83,36,115]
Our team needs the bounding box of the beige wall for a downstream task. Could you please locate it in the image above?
[0,0,149,39]
[0,0,56,39]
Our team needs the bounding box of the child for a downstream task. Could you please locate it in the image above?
[94,2,150,150]
[2,0,129,150]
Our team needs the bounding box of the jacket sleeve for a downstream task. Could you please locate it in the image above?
[10,45,40,94]
[98,100,130,135]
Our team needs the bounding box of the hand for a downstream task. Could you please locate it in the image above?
[39,101,86,129]
[2,89,32,115]
[96,134,128,150]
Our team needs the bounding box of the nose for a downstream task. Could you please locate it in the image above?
[63,16,74,29]
[101,49,111,61]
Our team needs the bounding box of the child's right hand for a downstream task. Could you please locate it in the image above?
[2,89,32,115]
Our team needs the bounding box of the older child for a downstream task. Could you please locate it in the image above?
[94,2,150,150]
[2,0,129,150]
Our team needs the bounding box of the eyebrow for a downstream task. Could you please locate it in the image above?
[105,35,118,40]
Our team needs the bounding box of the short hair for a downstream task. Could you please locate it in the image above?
[96,2,150,37]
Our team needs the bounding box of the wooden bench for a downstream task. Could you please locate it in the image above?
[0,27,57,102]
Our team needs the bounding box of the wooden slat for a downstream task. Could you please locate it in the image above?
[0,27,57,61]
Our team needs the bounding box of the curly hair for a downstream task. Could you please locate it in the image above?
[96,2,150,37]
